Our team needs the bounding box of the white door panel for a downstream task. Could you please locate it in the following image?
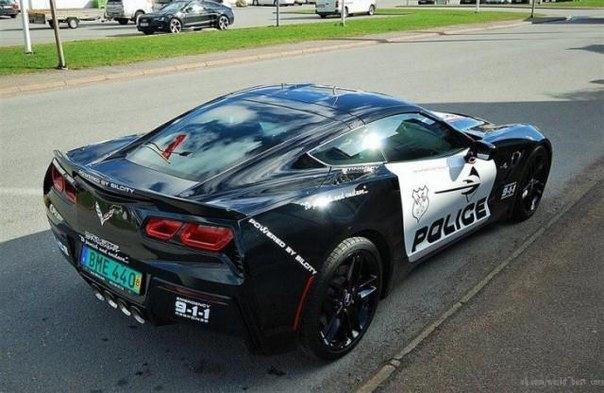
[386,150,497,262]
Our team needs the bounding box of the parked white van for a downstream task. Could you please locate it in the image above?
[315,0,375,18]
[106,0,154,25]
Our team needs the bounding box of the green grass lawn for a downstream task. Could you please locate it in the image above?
[0,10,525,75]
[539,0,604,7]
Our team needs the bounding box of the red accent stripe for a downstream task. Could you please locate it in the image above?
[292,275,316,331]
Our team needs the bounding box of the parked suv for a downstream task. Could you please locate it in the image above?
[0,0,20,18]
[106,0,154,25]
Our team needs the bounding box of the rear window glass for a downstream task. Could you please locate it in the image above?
[126,100,325,181]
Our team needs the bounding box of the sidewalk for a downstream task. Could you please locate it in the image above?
[377,182,603,392]
[0,19,531,98]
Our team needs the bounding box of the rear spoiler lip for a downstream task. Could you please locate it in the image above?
[53,150,247,220]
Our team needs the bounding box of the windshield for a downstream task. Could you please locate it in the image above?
[161,1,189,12]
[126,100,326,181]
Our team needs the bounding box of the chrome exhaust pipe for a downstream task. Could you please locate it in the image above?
[104,291,118,309]
[131,307,145,324]
[91,285,105,302]
[118,300,131,317]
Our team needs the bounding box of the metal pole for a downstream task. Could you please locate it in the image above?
[19,0,32,53]
[530,0,536,19]
[475,0,479,13]
[276,0,280,27]
[340,0,345,26]
[48,0,66,69]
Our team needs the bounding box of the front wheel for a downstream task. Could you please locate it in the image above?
[141,29,154,35]
[67,17,79,29]
[216,14,229,30]
[511,146,550,222]
[11,14,17,18]
[367,5,375,15]
[169,17,182,33]
[117,18,129,25]
[300,237,382,360]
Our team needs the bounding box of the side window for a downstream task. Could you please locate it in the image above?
[370,113,467,162]
[309,126,387,166]
[310,113,467,166]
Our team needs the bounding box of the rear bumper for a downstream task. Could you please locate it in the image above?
[44,202,291,353]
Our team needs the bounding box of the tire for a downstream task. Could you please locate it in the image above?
[133,10,144,22]
[510,146,550,222]
[169,17,182,33]
[216,14,229,30]
[67,17,79,29]
[319,13,327,18]
[300,237,383,360]
[367,5,375,15]
[117,18,129,25]
[252,0,258,5]
[48,20,55,29]
[11,14,17,18]
[142,29,154,35]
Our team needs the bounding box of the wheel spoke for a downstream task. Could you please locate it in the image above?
[322,305,343,342]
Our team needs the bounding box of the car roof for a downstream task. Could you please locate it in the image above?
[228,83,421,123]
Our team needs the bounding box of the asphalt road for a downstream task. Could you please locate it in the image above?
[380,178,603,392]
[1,14,603,393]
[0,2,592,47]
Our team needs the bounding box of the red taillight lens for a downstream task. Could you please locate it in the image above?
[180,223,234,252]
[51,165,65,192]
[51,164,77,203]
[145,218,183,241]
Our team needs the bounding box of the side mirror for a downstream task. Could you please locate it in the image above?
[466,140,495,162]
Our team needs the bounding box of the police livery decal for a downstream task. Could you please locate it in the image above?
[43,84,551,360]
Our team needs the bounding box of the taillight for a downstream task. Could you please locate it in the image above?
[51,164,77,203]
[144,217,234,252]
[180,223,234,252]
[145,218,183,241]
[51,165,65,192]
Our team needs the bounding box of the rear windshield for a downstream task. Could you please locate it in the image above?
[126,99,325,181]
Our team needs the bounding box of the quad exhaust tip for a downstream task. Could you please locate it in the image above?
[104,290,118,309]
[131,307,146,324]
[118,300,132,317]
[91,285,145,324]
[92,286,105,302]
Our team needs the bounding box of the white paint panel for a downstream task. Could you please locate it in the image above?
[386,150,496,262]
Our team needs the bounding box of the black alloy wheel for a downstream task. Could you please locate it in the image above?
[512,146,550,221]
[301,237,382,360]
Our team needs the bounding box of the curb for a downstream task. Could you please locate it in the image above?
[0,20,529,98]
[355,162,604,393]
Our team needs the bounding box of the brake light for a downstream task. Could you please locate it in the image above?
[144,217,234,252]
[145,218,183,241]
[180,223,234,252]
[51,164,77,203]
[52,165,65,192]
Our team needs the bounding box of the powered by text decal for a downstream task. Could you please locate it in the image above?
[385,150,496,262]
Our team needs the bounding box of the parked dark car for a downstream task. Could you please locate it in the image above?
[136,0,234,34]
[0,0,20,18]
[44,84,552,360]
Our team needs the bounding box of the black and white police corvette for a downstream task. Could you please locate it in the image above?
[44,84,552,359]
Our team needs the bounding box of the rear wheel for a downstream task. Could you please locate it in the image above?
[511,146,550,222]
[142,29,154,35]
[133,10,144,22]
[367,5,375,15]
[67,17,79,29]
[117,18,129,25]
[301,237,382,360]
[169,17,182,33]
[11,14,17,18]
[216,14,229,30]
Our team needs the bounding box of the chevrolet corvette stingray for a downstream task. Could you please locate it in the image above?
[44,84,552,359]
